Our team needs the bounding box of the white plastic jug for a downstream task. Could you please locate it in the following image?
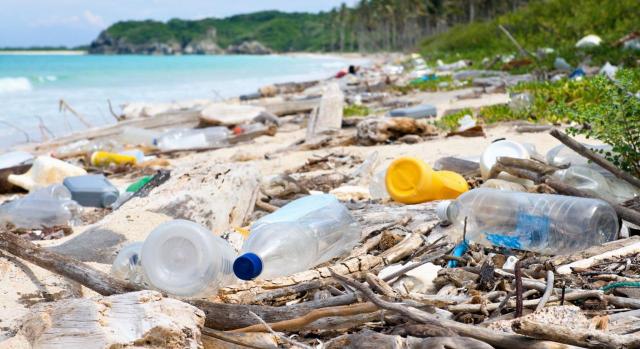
[8,156,87,192]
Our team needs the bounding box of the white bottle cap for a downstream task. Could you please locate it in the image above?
[436,200,452,224]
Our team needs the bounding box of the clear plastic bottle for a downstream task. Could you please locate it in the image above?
[436,188,618,255]
[551,165,639,203]
[233,194,361,280]
[111,242,145,284]
[139,220,237,297]
[546,143,612,168]
[155,127,230,151]
[0,185,80,229]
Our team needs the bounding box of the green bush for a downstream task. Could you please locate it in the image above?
[435,108,473,132]
[343,104,371,117]
[558,70,640,176]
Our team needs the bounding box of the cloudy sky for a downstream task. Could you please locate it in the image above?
[1,0,358,47]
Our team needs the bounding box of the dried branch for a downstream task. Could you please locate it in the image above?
[535,271,554,312]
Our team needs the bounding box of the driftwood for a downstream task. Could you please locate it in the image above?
[259,98,320,116]
[20,110,201,154]
[4,291,204,349]
[550,129,640,189]
[0,231,138,296]
[516,125,553,133]
[202,328,279,349]
[325,329,494,349]
[512,318,640,349]
[231,302,379,333]
[332,272,569,349]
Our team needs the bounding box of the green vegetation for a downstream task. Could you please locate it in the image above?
[343,104,371,117]
[105,11,333,52]
[435,108,473,132]
[421,0,640,67]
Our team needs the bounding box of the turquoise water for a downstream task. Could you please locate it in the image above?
[0,54,358,149]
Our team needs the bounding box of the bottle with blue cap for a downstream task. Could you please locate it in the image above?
[111,219,237,297]
[233,194,361,281]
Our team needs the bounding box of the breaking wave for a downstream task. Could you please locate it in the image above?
[0,77,32,94]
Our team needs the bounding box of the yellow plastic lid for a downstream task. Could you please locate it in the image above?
[385,157,432,204]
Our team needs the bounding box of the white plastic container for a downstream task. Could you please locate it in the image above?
[7,156,87,192]
[0,184,80,229]
[155,127,230,151]
[437,188,618,255]
[233,194,361,280]
[139,220,237,297]
[480,140,530,180]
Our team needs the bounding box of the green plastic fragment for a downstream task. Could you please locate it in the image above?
[126,176,152,193]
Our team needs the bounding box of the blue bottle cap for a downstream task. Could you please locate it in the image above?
[233,253,263,280]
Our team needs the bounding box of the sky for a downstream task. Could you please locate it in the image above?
[0,0,358,47]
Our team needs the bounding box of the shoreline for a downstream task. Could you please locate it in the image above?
[0,50,87,55]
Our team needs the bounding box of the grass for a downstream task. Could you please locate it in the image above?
[343,104,371,117]
[420,0,640,70]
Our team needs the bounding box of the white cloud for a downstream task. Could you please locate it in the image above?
[83,10,106,28]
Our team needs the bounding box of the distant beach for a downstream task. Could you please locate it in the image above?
[0,50,87,55]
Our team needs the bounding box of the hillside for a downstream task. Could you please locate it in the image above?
[420,0,640,66]
[89,11,333,54]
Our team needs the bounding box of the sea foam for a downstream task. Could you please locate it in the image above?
[0,77,32,94]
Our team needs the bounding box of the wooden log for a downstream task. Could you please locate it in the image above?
[202,328,278,349]
[0,231,138,296]
[516,125,553,133]
[8,290,204,348]
[260,98,320,116]
[550,129,640,188]
[325,329,495,349]
[512,318,640,348]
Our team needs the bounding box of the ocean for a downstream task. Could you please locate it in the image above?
[0,53,361,149]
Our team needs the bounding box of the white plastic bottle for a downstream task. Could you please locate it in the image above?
[155,127,230,151]
[111,220,237,297]
[437,188,618,255]
[233,194,361,280]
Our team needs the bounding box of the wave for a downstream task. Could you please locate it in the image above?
[0,77,33,94]
[35,75,58,83]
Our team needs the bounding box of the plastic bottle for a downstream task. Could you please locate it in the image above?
[63,174,120,208]
[139,220,237,297]
[233,194,361,281]
[155,127,230,151]
[436,188,618,255]
[546,143,612,168]
[385,157,468,204]
[551,165,639,203]
[90,151,137,167]
[111,242,145,284]
[0,185,80,229]
[118,127,160,148]
[7,156,87,192]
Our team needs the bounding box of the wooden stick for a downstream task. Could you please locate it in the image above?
[231,302,378,333]
[498,24,533,59]
[515,261,524,318]
[513,318,640,348]
[549,129,640,188]
[535,271,554,312]
[59,99,93,128]
[0,231,138,296]
[202,327,278,349]
[331,272,564,349]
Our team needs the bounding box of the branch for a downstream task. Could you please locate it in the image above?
[513,319,640,348]
[0,231,138,296]
[549,129,640,188]
[231,302,378,333]
[535,270,554,312]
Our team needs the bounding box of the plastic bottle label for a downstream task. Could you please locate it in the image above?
[485,212,550,250]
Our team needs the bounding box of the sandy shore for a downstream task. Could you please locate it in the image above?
[0,54,599,342]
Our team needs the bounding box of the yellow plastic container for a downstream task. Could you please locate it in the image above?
[385,157,469,204]
[90,151,137,167]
